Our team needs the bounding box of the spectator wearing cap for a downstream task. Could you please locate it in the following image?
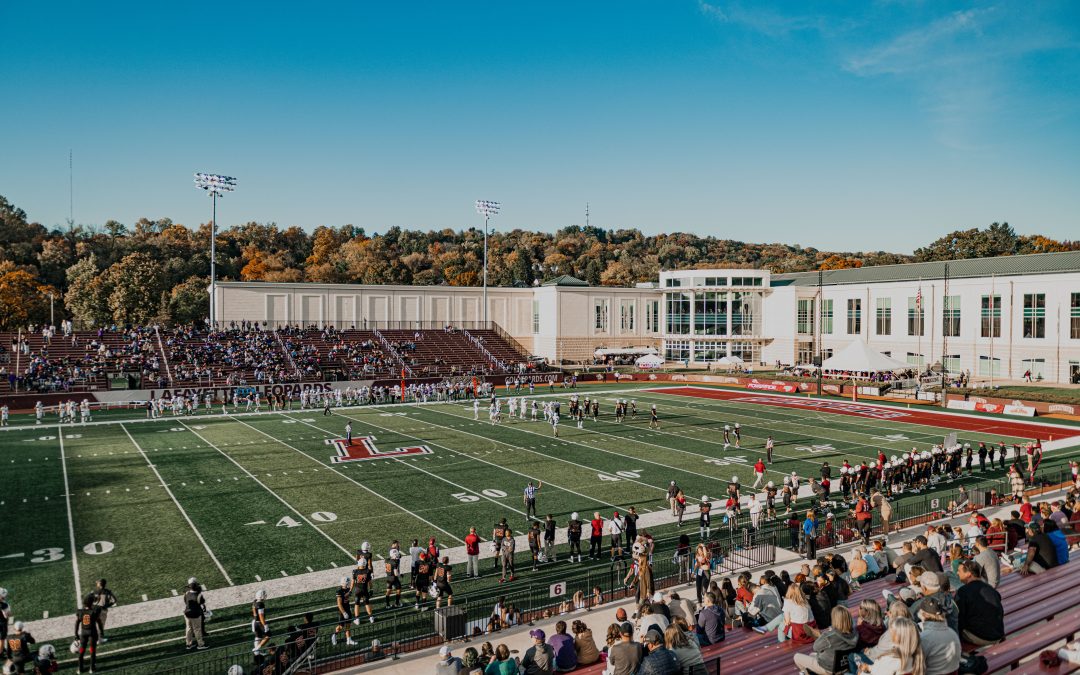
[607,622,642,675]
[695,592,725,646]
[955,560,1004,647]
[547,621,577,672]
[915,597,961,675]
[649,591,672,621]
[1019,523,1058,575]
[521,629,556,675]
[909,572,958,633]
[436,645,464,675]
[637,629,679,675]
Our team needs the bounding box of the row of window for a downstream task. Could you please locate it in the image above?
[665,292,759,336]
[797,293,1080,340]
[531,299,661,335]
[664,276,765,288]
[663,340,757,362]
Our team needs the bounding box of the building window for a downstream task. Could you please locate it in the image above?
[705,276,726,286]
[694,340,727,362]
[981,295,1001,338]
[694,291,728,336]
[942,295,960,337]
[646,300,659,333]
[907,296,924,336]
[796,299,814,335]
[943,354,960,374]
[620,300,635,333]
[875,297,891,336]
[846,298,861,335]
[665,292,691,335]
[1071,293,1080,339]
[822,348,834,360]
[594,299,609,333]
[978,355,1001,377]
[821,299,833,334]
[664,278,683,288]
[730,340,756,363]
[731,292,755,336]
[906,352,925,367]
[665,340,690,362]
[1021,357,1046,379]
[796,341,814,365]
[532,299,540,334]
[1023,293,1045,338]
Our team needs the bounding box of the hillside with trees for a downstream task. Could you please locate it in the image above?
[0,194,1076,330]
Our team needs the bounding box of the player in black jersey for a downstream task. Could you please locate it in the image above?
[543,514,557,563]
[74,595,101,673]
[6,621,35,674]
[491,518,508,570]
[91,579,117,643]
[351,558,375,624]
[765,481,778,520]
[591,399,599,421]
[567,512,583,562]
[698,497,712,539]
[434,557,454,608]
[384,543,403,608]
[413,552,432,611]
[331,577,356,647]
[649,404,659,429]
[31,642,56,675]
[251,589,269,655]
[527,521,542,570]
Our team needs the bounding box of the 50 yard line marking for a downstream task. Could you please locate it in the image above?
[121,425,234,586]
[57,428,82,603]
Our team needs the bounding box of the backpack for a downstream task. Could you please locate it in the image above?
[958,653,988,674]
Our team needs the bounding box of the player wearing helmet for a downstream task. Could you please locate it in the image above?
[413,552,432,611]
[567,512,583,562]
[0,587,10,660]
[251,590,269,655]
[182,578,207,651]
[698,496,712,539]
[351,558,375,624]
[331,577,355,646]
[649,404,659,430]
[8,621,35,674]
[433,556,454,609]
[384,542,403,608]
[765,481,778,520]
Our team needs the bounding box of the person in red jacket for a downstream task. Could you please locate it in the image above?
[753,458,767,489]
[855,494,873,545]
[464,527,481,578]
[589,513,604,559]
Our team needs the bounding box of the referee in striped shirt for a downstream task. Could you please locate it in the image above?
[523,481,543,522]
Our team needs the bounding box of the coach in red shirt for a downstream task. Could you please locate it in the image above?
[464,527,481,578]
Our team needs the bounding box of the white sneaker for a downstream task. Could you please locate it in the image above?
[332,633,338,646]
[369,616,375,624]
[346,639,357,646]
[353,618,360,625]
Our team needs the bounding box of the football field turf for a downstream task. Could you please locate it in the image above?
[2,383,1077,637]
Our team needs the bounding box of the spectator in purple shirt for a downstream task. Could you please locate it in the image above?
[547,621,577,672]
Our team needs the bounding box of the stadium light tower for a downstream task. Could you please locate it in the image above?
[475,200,500,324]
[194,173,237,329]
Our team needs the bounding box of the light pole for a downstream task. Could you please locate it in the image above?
[194,173,237,329]
[475,200,500,325]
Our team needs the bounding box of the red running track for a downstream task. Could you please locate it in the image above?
[646,386,1080,441]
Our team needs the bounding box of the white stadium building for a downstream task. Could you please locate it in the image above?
[216,250,1080,383]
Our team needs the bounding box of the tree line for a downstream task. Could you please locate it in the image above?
[0,194,1075,330]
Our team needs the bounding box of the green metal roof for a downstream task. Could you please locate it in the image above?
[542,274,590,287]
[771,251,1080,287]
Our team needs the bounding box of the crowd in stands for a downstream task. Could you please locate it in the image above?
[162,325,300,385]
[432,480,1079,675]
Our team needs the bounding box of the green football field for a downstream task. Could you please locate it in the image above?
[1,382,1078,671]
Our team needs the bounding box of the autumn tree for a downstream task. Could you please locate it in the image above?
[0,266,59,329]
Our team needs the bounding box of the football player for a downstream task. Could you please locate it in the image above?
[356,541,373,568]
[433,556,454,608]
[74,594,101,673]
[698,496,712,540]
[527,521,542,571]
[331,577,355,646]
[413,552,432,611]
[91,579,116,643]
[543,514,557,563]
[0,587,10,658]
[384,544,403,608]
[251,589,269,655]
[351,559,375,624]
[7,620,35,674]
[567,512,583,562]
[649,404,659,429]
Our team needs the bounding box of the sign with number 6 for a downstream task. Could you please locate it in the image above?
[549,582,565,598]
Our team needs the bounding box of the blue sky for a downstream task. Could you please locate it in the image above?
[1,1,1078,252]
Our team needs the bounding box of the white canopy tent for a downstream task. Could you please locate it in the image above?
[820,339,910,372]
[635,354,665,369]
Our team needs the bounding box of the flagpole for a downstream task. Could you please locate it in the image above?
[989,274,996,387]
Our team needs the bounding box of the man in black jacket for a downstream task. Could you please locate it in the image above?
[955,561,1004,646]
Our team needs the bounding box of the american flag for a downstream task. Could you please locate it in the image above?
[916,286,922,309]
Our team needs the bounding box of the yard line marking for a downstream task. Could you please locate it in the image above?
[228,416,465,544]
[180,422,360,557]
[391,456,530,518]
[57,428,83,604]
[121,425,234,586]
[296,413,622,512]
[141,594,148,602]
[170,589,178,596]
[306,566,314,572]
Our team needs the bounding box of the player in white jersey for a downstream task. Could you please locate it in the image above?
[80,399,91,423]
[1,404,8,427]
[473,399,480,420]
[531,399,538,421]
[550,412,560,437]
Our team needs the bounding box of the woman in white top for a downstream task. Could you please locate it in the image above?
[776,583,815,644]
[862,617,925,675]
